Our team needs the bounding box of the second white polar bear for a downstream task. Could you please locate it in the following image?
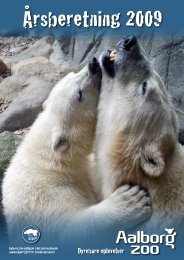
[96,36,184,233]
[2,58,151,244]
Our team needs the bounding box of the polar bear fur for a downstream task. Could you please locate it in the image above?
[2,59,151,244]
[96,36,184,233]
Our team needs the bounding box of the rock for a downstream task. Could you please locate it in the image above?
[0,74,30,100]
[148,35,184,128]
[0,57,71,102]
[12,56,50,74]
[165,40,184,125]
[0,131,23,220]
[11,56,68,84]
[0,131,22,176]
[0,36,36,57]
[2,37,54,66]
[0,78,54,133]
[50,32,120,68]
[14,127,30,136]
[0,55,75,133]
[0,59,8,75]
[50,37,74,67]
[0,99,11,113]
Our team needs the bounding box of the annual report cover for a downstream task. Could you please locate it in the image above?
[0,0,183,259]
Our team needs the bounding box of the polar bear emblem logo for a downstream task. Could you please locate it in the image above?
[22,225,40,243]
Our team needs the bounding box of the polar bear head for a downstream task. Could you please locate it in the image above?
[99,36,178,180]
[43,58,101,158]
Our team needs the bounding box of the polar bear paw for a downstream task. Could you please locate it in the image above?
[104,184,152,229]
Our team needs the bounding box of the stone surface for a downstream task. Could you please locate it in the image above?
[0,99,11,113]
[0,78,54,133]
[0,36,36,57]
[0,131,22,176]
[0,59,8,75]
[0,74,30,100]
[11,56,68,84]
[0,55,74,132]
[2,37,54,66]
[0,57,71,102]
[0,131,23,218]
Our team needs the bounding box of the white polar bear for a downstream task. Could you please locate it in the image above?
[96,35,184,233]
[2,57,151,244]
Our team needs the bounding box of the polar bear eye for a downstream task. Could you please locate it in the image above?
[78,90,83,102]
[142,81,147,95]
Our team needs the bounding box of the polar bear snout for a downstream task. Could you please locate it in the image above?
[115,35,143,65]
[113,36,150,81]
[99,36,145,79]
[88,57,101,75]
[87,57,102,90]
[116,35,137,52]
[100,50,115,78]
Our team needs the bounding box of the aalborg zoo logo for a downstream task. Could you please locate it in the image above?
[22,225,41,244]
[116,228,177,255]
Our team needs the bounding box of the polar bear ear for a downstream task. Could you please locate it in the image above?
[140,143,165,178]
[51,132,69,152]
